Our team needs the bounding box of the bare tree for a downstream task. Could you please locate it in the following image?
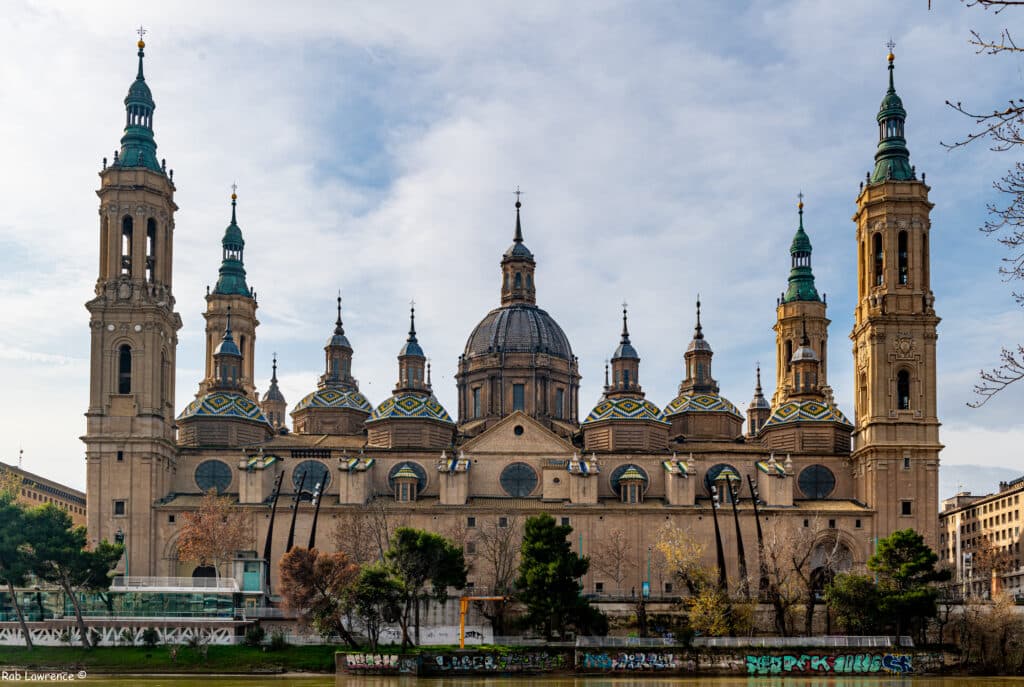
[332,510,380,565]
[939,2,1024,403]
[760,522,807,636]
[782,518,848,636]
[176,491,249,578]
[591,527,633,594]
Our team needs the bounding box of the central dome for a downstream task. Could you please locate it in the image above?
[464,304,573,360]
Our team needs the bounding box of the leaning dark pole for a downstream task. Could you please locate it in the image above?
[285,470,307,553]
[747,474,769,599]
[262,471,284,593]
[728,478,749,599]
[307,480,325,550]
[710,484,728,593]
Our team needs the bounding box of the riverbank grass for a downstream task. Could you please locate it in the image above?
[0,645,338,673]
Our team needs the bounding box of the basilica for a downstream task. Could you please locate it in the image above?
[83,38,941,599]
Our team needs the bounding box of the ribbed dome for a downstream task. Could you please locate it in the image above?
[464,304,573,360]
[178,391,271,426]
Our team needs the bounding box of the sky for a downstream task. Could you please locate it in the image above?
[1,1,1022,494]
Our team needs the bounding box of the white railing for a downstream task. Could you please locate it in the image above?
[111,576,238,592]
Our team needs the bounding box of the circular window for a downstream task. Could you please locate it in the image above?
[195,460,232,494]
[500,462,538,497]
[610,464,649,496]
[798,465,836,500]
[513,425,525,436]
[293,460,330,500]
[387,462,428,493]
[704,463,739,495]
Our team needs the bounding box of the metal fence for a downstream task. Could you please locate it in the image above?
[693,636,914,648]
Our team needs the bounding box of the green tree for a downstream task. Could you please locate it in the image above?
[351,564,403,652]
[516,513,600,639]
[0,496,34,649]
[868,528,949,639]
[23,504,123,649]
[386,527,467,649]
[824,572,883,635]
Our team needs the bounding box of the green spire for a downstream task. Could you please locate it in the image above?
[782,193,821,303]
[116,31,162,173]
[213,187,251,297]
[870,46,914,183]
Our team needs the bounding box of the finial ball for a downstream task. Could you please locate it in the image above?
[231,193,237,200]
[138,40,145,49]
[887,52,894,62]
[515,200,521,209]
[798,201,804,210]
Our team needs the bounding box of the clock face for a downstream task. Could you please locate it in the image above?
[134,324,142,332]
[107,324,115,332]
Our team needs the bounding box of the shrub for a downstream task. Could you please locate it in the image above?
[243,624,267,647]
[269,629,289,651]
[141,627,159,648]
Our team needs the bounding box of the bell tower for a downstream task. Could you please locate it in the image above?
[850,47,941,548]
[84,34,181,575]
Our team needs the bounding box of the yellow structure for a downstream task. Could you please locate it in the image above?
[83,41,941,598]
[0,461,87,527]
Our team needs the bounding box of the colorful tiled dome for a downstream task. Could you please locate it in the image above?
[292,387,372,414]
[177,391,271,425]
[619,466,646,482]
[582,397,668,425]
[393,465,420,481]
[368,393,454,424]
[663,392,743,420]
[763,400,852,428]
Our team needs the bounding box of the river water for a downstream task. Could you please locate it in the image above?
[39,677,1024,686]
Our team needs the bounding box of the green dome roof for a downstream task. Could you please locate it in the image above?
[115,43,162,174]
[583,397,668,425]
[870,55,914,184]
[213,195,251,297]
[292,387,372,415]
[763,399,852,429]
[782,201,821,304]
[177,391,272,426]
[368,393,454,424]
[394,465,419,480]
[663,392,742,420]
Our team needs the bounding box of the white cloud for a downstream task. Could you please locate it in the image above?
[1,1,1022,494]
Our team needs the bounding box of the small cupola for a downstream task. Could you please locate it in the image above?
[747,364,771,436]
[783,194,820,303]
[680,297,718,395]
[500,193,537,306]
[791,318,821,397]
[320,295,356,390]
[212,307,243,392]
[608,303,641,398]
[396,303,428,393]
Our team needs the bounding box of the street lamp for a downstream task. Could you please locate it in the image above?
[307,481,324,550]
[709,485,728,594]
[285,470,308,553]
[262,471,285,594]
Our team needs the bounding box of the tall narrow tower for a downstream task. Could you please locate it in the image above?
[850,48,941,548]
[198,190,258,400]
[83,35,181,575]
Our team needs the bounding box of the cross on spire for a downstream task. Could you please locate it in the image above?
[513,186,524,206]
[231,182,238,196]
[137,25,148,41]
[886,38,896,54]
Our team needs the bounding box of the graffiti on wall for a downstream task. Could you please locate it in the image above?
[425,651,566,673]
[746,653,914,675]
[345,654,399,671]
[580,652,683,671]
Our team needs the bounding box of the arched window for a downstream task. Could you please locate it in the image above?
[514,272,522,289]
[120,216,133,277]
[897,369,911,410]
[922,232,930,289]
[872,233,884,286]
[146,219,157,283]
[117,344,132,394]
[696,362,705,381]
[898,231,909,285]
[554,388,564,419]
[623,369,631,388]
[527,274,533,290]
[785,340,793,372]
